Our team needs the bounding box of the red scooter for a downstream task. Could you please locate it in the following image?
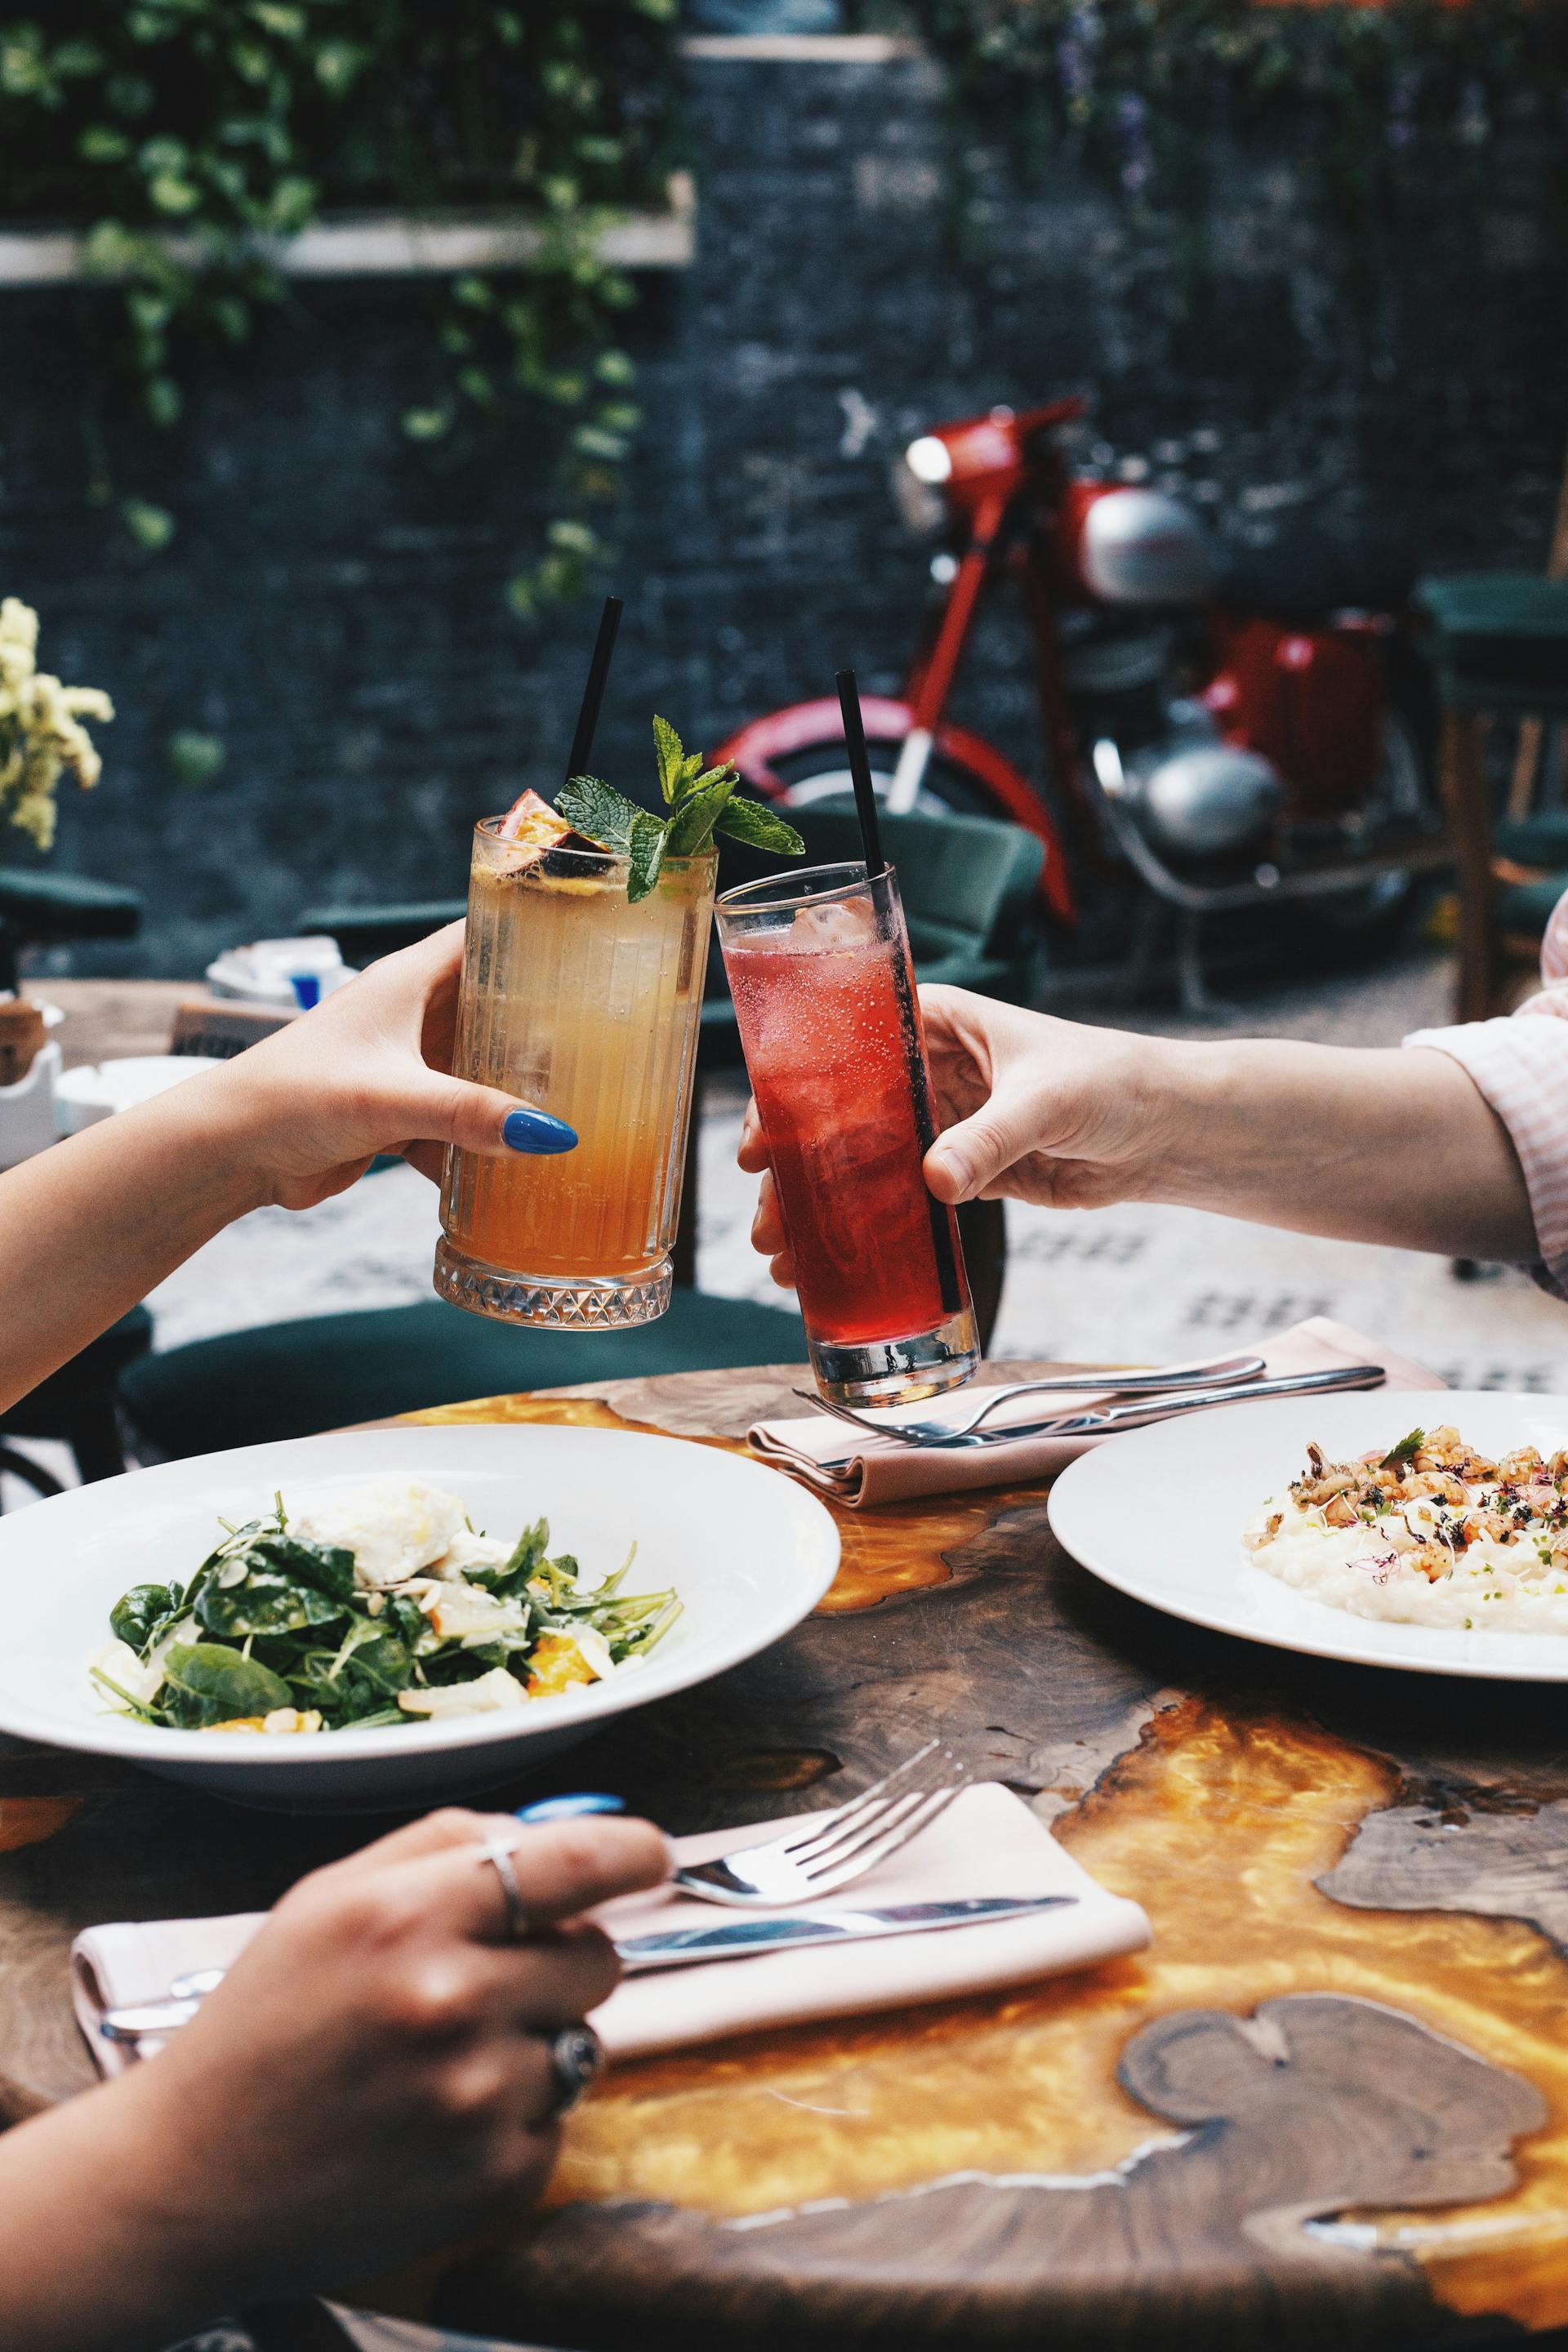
[715,399,1442,1004]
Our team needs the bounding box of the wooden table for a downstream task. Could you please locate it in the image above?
[5,1364,1568,2350]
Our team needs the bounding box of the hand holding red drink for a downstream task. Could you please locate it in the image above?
[715,675,979,1408]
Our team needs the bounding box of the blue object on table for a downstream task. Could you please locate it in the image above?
[514,1793,626,1823]
[290,972,322,1010]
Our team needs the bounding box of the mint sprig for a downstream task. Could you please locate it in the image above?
[559,717,804,902]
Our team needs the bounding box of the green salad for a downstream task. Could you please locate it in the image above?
[91,1477,679,1735]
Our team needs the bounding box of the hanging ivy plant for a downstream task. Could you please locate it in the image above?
[0,0,678,613]
[883,0,1568,269]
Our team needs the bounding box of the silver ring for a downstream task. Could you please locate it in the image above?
[477,1832,530,1940]
[547,2022,604,2117]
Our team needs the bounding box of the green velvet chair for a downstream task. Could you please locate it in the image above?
[118,1290,807,1461]
[0,867,143,991]
[1415,575,1568,1020]
[698,801,1045,1071]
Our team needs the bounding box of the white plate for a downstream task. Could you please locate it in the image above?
[0,1423,840,1806]
[1047,1389,1568,1682]
[55,1054,221,1134]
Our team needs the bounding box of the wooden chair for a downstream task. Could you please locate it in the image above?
[1416,572,1568,1020]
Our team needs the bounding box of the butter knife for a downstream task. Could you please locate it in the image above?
[98,1894,1076,2039]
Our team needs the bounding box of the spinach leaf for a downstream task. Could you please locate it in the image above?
[110,1583,178,1654]
[197,1572,345,1640]
[249,1535,357,1603]
[161,1642,292,1725]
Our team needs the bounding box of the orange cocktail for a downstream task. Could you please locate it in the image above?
[436,820,715,1328]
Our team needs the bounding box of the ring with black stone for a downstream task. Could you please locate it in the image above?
[546,2022,604,2117]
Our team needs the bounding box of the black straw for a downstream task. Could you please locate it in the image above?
[835,669,885,877]
[564,595,624,783]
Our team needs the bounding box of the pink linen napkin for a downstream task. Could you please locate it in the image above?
[72,1784,1148,2076]
[747,1315,1445,1507]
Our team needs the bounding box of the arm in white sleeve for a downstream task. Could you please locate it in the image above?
[1405,889,1568,1294]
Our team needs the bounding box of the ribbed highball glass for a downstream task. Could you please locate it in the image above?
[436,822,716,1329]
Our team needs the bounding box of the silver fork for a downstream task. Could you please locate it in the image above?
[675,1740,970,1907]
[797,1351,1266,1450]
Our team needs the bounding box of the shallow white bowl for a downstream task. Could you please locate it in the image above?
[1048,1389,1568,1682]
[0,1423,840,1806]
[55,1054,221,1134]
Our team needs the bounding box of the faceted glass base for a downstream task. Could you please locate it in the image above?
[806,1305,980,1409]
[434,1237,672,1330]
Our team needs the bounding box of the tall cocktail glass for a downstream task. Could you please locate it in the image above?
[436,820,716,1328]
[716,859,978,1406]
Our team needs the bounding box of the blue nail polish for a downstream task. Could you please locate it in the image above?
[514,1793,626,1824]
[504,1107,578,1155]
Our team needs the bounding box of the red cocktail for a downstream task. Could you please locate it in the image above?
[717,861,978,1405]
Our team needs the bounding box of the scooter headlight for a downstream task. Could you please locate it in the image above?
[905,435,953,485]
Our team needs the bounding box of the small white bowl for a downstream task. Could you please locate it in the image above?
[0,1423,840,1808]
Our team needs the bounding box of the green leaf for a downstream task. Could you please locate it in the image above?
[120,498,176,551]
[110,1584,178,1653]
[557,773,639,853]
[166,730,226,787]
[469,1517,549,1597]
[1379,1428,1426,1470]
[197,1574,342,1640]
[652,713,684,806]
[162,1642,292,1725]
[144,374,182,427]
[401,406,451,441]
[314,41,367,95]
[149,172,202,216]
[666,770,738,858]
[712,796,806,856]
[78,126,131,164]
[626,807,667,903]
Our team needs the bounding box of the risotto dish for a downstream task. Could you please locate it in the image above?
[1244,1423,1568,1633]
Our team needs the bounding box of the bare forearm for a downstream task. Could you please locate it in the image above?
[1147,1040,1536,1261]
[0,2082,236,2352]
[0,1067,263,1413]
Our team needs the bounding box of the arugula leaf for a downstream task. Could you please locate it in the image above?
[1380,1428,1426,1469]
[713,795,806,855]
[559,773,638,852]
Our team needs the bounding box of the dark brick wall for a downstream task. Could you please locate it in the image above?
[2,49,1561,975]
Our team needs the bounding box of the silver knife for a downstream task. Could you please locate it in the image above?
[818,1362,1386,1470]
[98,1894,1076,2038]
[615,1892,1076,1973]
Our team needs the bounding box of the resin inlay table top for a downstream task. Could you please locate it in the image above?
[3,1361,1568,2349]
